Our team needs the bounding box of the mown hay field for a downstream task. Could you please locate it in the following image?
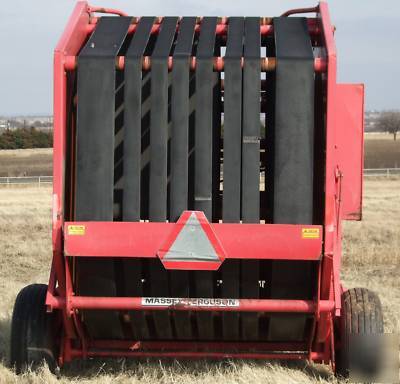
[0,178,399,383]
[0,133,398,177]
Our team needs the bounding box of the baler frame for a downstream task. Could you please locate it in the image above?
[43,1,364,370]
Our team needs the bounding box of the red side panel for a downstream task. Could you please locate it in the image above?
[64,221,323,262]
[335,83,364,220]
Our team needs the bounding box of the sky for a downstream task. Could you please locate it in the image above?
[0,0,399,115]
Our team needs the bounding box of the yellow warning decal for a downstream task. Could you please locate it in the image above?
[302,228,320,239]
[67,225,85,236]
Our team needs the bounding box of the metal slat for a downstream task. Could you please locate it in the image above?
[148,17,178,340]
[268,17,315,342]
[149,17,178,222]
[221,17,244,341]
[75,17,131,341]
[193,17,218,341]
[241,17,261,341]
[170,17,197,340]
[123,17,155,221]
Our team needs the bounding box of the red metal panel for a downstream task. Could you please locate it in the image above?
[64,221,323,261]
[335,84,364,221]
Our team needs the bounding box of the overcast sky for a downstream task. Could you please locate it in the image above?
[0,0,399,115]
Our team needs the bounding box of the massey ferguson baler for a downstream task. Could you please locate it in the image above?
[11,2,385,378]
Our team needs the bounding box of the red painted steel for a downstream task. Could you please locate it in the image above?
[49,295,334,313]
[90,340,308,351]
[63,55,327,72]
[68,349,325,361]
[45,1,364,369]
[63,221,323,261]
[334,84,364,220]
[85,18,320,36]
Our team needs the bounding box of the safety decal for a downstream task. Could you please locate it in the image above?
[302,228,320,239]
[67,225,86,236]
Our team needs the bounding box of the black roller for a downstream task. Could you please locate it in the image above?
[268,17,315,342]
[75,16,131,340]
[221,17,244,341]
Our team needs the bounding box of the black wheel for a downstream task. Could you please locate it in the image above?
[335,287,384,379]
[10,284,59,373]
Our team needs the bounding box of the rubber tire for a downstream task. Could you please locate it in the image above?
[335,288,384,378]
[10,284,58,374]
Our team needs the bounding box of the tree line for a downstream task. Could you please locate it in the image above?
[0,127,53,149]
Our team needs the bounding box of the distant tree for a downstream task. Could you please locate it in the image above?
[377,111,400,141]
[0,127,52,149]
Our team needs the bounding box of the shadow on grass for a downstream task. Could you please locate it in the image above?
[0,314,11,363]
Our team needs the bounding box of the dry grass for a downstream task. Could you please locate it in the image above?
[0,179,399,383]
[0,134,398,178]
[0,148,52,177]
[364,133,400,168]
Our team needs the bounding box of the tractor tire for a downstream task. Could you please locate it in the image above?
[10,284,59,374]
[335,287,384,379]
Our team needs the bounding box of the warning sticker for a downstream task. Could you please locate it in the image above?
[141,297,239,308]
[67,225,86,236]
[302,228,320,239]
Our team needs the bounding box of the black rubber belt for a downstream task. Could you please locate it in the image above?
[268,17,315,342]
[194,17,218,341]
[148,17,178,340]
[123,17,155,221]
[170,17,197,340]
[149,17,178,222]
[75,17,131,340]
[122,17,155,341]
[221,17,244,341]
[76,16,131,221]
[194,17,217,219]
[170,17,196,222]
[241,17,261,341]
[222,17,243,223]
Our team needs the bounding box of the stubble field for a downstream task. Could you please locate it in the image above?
[0,177,398,383]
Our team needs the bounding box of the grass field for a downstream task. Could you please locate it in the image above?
[0,178,399,383]
[0,133,398,177]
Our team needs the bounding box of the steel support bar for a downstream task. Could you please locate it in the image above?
[50,296,335,313]
[86,20,319,36]
[69,349,324,360]
[65,55,326,72]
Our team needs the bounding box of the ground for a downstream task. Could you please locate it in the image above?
[0,178,398,383]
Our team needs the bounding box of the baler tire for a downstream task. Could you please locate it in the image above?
[10,284,59,374]
[335,287,384,379]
